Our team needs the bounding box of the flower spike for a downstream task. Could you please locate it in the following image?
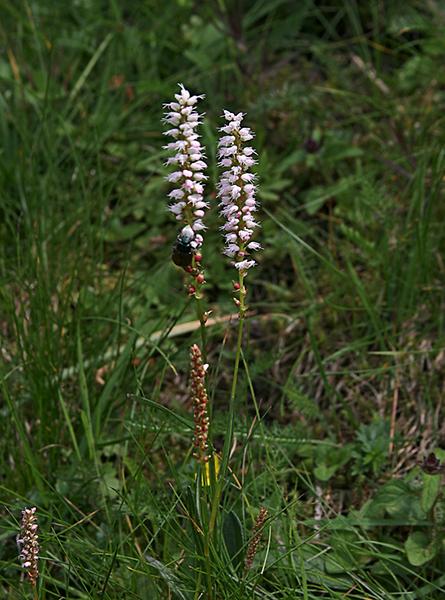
[163,84,208,250]
[17,507,39,587]
[217,111,260,274]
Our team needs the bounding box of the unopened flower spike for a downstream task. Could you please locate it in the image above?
[217,111,261,275]
[17,506,39,587]
[163,84,208,275]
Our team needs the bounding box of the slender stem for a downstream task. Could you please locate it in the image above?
[194,292,208,360]
[195,572,202,600]
[196,466,213,600]
[199,272,246,597]
[203,531,213,600]
[208,272,245,538]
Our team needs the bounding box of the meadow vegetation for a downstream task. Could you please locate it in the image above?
[1,1,445,598]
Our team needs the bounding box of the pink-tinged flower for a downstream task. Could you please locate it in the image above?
[163,84,208,249]
[217,111,260,273]
[17,507,39,587]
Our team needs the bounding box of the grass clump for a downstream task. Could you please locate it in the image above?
[1,1,445,598]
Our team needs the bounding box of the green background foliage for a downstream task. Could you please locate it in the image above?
[1,0,445,597]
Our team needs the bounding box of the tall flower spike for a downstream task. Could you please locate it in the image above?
[163,84,208,249]
[17,507,39,587]
[190,344,210,463]
[217,111,260,273]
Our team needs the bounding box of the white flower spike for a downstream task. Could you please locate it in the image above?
[217,111,260,273]
[163,84,208,249]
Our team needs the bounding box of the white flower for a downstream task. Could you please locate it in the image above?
[217,111,260,273]
[17,507,39,587]
[163,84,208,248]
[235,260,256,270]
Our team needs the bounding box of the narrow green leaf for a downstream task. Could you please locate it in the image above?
[145,556,188,600]
[223,510,245,572]
[77,324,95,459]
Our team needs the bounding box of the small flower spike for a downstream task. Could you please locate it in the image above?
[163,84,208,250]
[17,507,39,587]
[217,111,260,273]
[190,344,210,463]
[244,506,268,572]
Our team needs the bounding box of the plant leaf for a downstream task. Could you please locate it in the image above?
[303,177,357,215]
[145,556,189,600]
[405,532,437,566]
[421,473,441,513]
[223,510,245,572]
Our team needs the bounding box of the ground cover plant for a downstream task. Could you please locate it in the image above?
[1,0,445,598]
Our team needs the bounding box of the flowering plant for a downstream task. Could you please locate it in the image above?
[217,110,260,274]
[163,84,208,253]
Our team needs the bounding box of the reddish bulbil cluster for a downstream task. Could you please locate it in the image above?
[244,506,268,572]
[190,344,210,463]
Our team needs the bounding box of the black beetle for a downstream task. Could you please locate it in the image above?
[172,226,195,269]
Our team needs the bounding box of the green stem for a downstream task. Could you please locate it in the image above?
[208,272,245,538]
[199,272,246,597]
[203,533,213,600]
[194,292,208,360]
[194,572,202,600]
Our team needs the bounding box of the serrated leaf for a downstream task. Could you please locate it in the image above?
[405,532,437,566]
[387,11,429,35]
[397,55,435,93]
[223,510,245,572]
[421,474,441,513]
[284,385,320,418]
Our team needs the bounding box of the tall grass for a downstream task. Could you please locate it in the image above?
[1,1,445,598]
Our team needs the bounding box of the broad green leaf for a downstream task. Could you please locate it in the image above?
[369,481,425,522]
[314,463,340,482]
[405,532,437,566]
[421,474,441,513]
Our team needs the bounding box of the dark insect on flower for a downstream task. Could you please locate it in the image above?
[420,452,445,475]
[172,225,195,269]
